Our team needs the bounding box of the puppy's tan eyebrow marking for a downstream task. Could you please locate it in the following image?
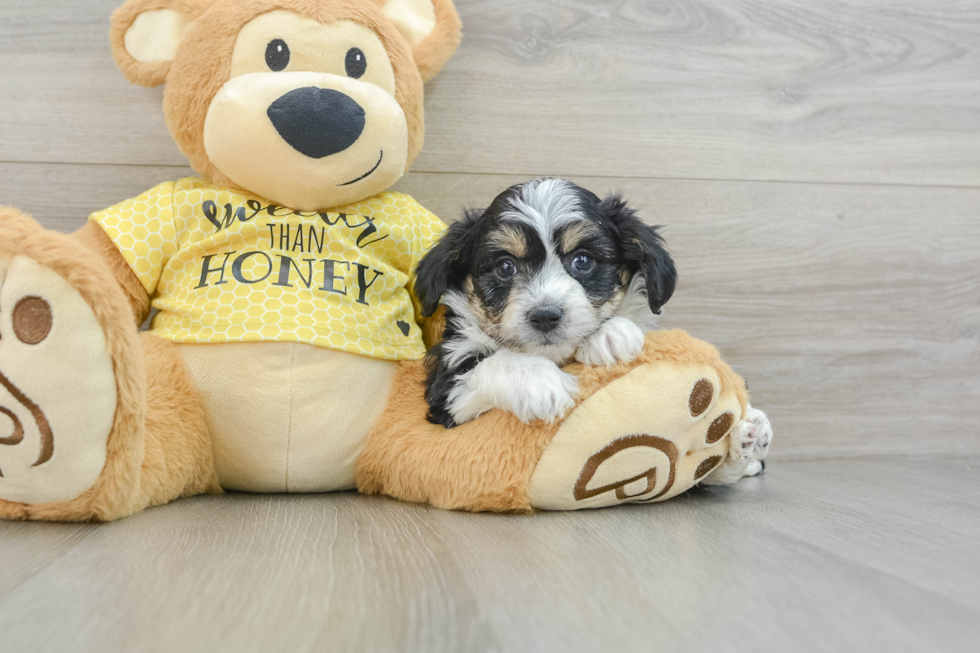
[488,225,528,258]
[559,220,600,254]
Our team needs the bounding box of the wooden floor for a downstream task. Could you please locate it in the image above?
[1,0,978,650]
[1,458,978,652]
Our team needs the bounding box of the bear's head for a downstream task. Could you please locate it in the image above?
[110,0,461,211]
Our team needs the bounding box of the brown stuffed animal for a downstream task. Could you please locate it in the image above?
[0,0,769,521]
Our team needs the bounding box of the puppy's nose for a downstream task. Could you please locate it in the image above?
[528,306,564,333]
[267,87,366,159]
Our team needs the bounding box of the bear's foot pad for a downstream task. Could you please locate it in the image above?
[0,255,116,505]
[528,361,741,510]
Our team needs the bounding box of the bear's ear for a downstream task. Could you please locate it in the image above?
[380,0,462,81]
[110,0,212,87]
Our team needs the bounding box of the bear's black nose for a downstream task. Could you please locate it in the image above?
[528,306,564,333]
[267,87,366,159]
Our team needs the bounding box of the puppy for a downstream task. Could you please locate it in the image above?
[414,177,677,428]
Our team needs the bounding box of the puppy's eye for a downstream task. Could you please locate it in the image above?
[570,252,596,275]
[494,258,517,281]
[266,39,290,71]
[345,48,367,78]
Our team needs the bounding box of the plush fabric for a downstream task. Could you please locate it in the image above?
[381,0,435,49]
[177,341,395,492]
[74,221,151,324]
[138,333,222,512]
[379,0,461,81]
[357,330,749,512]
[357,360,561,512]
[109,0,438,189]
[528,355,740,510]
[203,71,410,210]
[124,8,195,63]
[110,0,215,87]
[0,209,218,521]
[0,255,117,505]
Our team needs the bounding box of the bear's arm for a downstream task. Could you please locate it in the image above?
[74,221,152,325]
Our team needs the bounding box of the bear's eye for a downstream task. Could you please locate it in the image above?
[345,48,367,79]
[265,39,290,72]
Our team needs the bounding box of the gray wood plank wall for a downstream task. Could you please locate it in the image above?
[1,0,977,461]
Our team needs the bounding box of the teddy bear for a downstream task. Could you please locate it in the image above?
[0,0,770,521]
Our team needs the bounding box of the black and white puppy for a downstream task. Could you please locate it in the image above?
[414,178,677,428]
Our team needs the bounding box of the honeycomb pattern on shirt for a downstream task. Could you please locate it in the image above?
[91,178,445,361]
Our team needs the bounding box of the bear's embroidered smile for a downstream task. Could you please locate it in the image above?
[340,148,384,186]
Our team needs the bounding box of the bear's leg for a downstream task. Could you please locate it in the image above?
[357,359,562,512]
[358,330,764,512]
[0,209,218,521]
[137,334,222,511]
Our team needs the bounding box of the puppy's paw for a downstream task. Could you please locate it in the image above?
[701,406,773,485]
[729,406,773,464]
[515,361,579,423]
[449,350,578,425]
[575,317,646,366]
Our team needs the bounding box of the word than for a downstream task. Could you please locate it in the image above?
[264,220,388,254]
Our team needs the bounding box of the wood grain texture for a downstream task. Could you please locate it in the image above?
[4,162,978,460]
[1,1,979,185]
[0,458,978,653]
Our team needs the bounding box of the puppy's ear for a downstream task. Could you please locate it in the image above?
[414,208,483,317]
[601,193,678,314]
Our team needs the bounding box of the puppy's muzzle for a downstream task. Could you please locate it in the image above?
[528,306,564,334]
[267,87,366,159]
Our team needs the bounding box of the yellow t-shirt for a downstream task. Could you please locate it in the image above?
[90,178,445,361]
